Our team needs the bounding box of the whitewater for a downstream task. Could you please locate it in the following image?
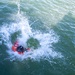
[0,0,75,75]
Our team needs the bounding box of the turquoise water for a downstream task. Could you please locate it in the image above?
[0,0,75,75]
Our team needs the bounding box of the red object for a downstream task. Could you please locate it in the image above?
[12,41,30,54]
[26,48,30,51]
[12,41,18,52]
[18,52,24,54]
[12,45,24,54]
[12,46,17,52]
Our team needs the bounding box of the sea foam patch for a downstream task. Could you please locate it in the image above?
[0,2,63,61]
[6,16,62,61]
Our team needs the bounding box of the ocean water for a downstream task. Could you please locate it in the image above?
[0,0,75,75]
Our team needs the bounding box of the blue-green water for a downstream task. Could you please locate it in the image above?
[0,0,75,75]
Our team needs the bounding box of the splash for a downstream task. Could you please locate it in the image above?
[7,28,62,61]
[0,0,63,61]
[0,12,62,61]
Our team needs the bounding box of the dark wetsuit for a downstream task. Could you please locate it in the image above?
[17,46,24,53]
[17,45,28,53]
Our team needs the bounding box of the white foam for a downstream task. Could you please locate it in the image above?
[0,1,63,61]
[6,17,63,61]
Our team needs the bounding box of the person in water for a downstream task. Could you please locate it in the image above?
[12,41,30,54]
[16,45,28,53]
[17,46,24,53]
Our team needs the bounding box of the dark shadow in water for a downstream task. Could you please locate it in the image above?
[52,13,75,75]
[10,31,21,43]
